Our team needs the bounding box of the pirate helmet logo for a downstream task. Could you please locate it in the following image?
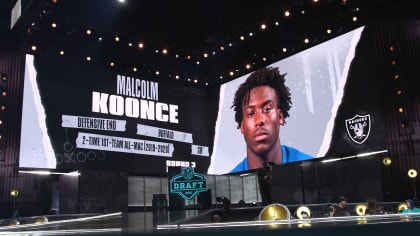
[345,114,371,144]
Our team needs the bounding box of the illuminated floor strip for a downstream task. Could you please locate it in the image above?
[0,212,122,231]
[157,213,420,230]
[0,228,121,236]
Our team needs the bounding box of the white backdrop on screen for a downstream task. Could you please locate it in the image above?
[19,54,56,169]
[208,26,364,175]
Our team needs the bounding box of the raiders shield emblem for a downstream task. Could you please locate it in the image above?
[345,114,371,144]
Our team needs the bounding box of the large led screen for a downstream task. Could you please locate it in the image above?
[208,26,387,175]
[20,55,218,174]
[19,25,387,176]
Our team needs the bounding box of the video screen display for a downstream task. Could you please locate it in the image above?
[19,54,218,175]
[19,25,386,175]
[208,26,387,174]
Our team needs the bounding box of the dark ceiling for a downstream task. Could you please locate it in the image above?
[1,0,420,87]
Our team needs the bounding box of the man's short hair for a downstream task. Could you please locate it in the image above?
[231,66,292,129]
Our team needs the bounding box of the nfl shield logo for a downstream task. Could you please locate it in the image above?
[182,167,194,180]
[345,114,371,144]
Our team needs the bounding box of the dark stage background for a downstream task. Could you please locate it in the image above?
[271,155,382,205]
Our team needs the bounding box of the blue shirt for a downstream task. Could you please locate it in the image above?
[230,145,314,173]
[401,207,420,213]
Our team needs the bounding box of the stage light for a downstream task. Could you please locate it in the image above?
[382,157,392,166]
[259,203,290,221]
[10,189,19,218]
[398,202,407,212]
[8,220,19,226]
[258,203,290,229]
[260,23,267,30]
[296,205,311,219]
[35,216,48,224]
[407,170,418,201]
[355,204,367,216]
[10,189,19,198]
[408,169,417,178]
[1,73,7,82]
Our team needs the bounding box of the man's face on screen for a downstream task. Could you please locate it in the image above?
[240,86,284,158]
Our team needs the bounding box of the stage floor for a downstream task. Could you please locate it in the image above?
[1,208,420,235]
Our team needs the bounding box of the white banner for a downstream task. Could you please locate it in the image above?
[191,144,209,157]
[136,124,193,143]
[62,115,126,132]
[76,132,174,157]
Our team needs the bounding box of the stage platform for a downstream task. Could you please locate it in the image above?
[1,204,419,235]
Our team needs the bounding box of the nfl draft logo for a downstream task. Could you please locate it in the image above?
[170,167,207,201]
[345,114,371,144]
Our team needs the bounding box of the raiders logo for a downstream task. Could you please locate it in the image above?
[345,114,371,144]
